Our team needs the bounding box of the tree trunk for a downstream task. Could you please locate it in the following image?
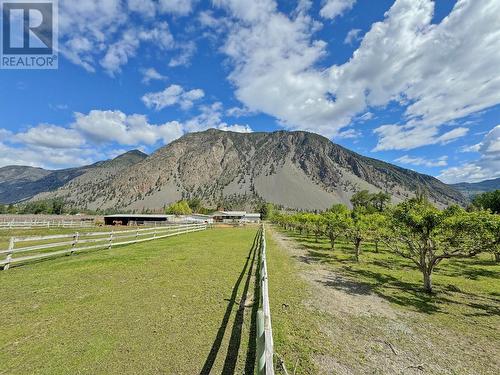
[315,231,319,243]
[423,269,433,294]
[495,252,500,263]
[375,241,379,253]
[330,236,336,251]
[354,239,361,262]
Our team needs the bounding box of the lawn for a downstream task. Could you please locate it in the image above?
[1,227,265,374]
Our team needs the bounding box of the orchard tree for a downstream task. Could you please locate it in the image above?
[364,212,388,253]
[384,200,496,293]
[322,204,351,250]
[347,210,369,262]
[309,214,326,243]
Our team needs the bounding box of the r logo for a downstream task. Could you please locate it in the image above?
[2,1,53,54]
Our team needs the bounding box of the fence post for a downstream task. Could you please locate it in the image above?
[3,237,15,271]
[257,309,266,375]
[109,231,114,249]
[71,232,79,255]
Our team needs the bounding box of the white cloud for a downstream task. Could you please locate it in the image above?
[142,84,205,110]
[128,0,156,17]
[439,125,500,183]
[72,110,184,145]
[159,0,195,15]
[141,68,168,84]
[169,41,197,67]
[218,124,253,133]
[59,1,183,74]
[0,141,96,169]
[320,0,356,20]
[374,125,469,151]
[15,124,85,149]
[100,22,174,75]
[184,102,253,133]
[344,28,362,44]
[214,0,500,150]
[395,155,448,168]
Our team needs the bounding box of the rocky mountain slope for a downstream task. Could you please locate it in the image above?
[31,129,466,211]
[0,150,147,204]
[450,178,500,198]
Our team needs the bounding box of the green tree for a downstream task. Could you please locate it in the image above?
[165,200,192,215]
[51,199,65,215]
[371,192,391,212]
[259,202,275,220]
[187,198,203,213]
[384,200,496,293]
[347,211,369,262]
[0,204,5,214]
[364,212,388,253]
[472,190,500,214]
[350,190,373,211]
[322,204,351,250]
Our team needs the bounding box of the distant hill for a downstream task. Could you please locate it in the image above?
[450,177,500,199]
[27,129,466,211]
[0,150,147,204]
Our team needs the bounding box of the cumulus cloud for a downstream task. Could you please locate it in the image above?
[184,102,253,133]
[320,0,356,20]
[72,110,184,145]
[15,124,85,149]
[142,84,205,110]
[213,0,500,151]
[439,125,500,183]
[395,155,448,168]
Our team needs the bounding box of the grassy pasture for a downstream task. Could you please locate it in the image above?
[1,227,263,374]
[0,226,325,375]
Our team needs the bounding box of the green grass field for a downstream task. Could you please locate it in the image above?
[0,226,325,374]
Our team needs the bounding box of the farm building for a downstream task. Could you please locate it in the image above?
[211,211,261,224]
[104,214,213,226]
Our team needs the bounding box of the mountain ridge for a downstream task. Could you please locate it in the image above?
[0,150,147,204]
[25,129,465,211]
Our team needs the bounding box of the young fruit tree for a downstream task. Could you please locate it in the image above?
[322,204,351,250]
[384,200,498,293]
[347,211,368,262]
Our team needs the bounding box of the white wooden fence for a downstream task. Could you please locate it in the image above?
[0,223,207,270]
[0,220,95,230]
[257,224,275,375]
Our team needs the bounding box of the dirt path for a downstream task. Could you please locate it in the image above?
[269,227,499,375]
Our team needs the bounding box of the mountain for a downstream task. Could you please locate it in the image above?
[0,150,147,204]
[450,178,500,199]
[28,129,465,211]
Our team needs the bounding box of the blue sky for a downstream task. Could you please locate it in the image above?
[0,0,499,184]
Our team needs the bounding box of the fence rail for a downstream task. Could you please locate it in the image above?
[257,224,275,375]
[1,223,207,270]
[0,220,95,230]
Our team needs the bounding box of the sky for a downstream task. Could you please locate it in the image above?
[0,0,499,184]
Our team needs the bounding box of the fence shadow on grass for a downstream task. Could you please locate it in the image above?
[199,229,260,375]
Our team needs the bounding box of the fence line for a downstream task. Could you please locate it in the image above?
[0,223,207,270]
[0,220,95,230]
[257,224,275,375]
